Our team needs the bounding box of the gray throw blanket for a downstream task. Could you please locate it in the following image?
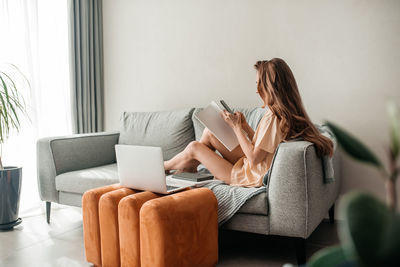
[317,124,337,184]
[196,168,267,225]
[198,124,336,225]
[201,180,266,225]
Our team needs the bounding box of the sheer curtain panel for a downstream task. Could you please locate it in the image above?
[0,0,72,214]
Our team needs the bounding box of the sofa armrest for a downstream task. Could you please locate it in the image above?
[267,141,340,239]
[36,132,120,202]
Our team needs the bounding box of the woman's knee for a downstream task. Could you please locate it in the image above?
[202,128,211,136]
[200,128,216,149]
[186,141,202,157]
[203,128,216,140]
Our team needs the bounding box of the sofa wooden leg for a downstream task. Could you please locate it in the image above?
[329,204,335,224]
[294,237,306,265]
[46,202,51,224]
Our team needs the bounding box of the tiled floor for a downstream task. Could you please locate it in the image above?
[0,206,339,267]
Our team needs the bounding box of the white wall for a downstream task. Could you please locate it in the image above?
[103,0,400,204]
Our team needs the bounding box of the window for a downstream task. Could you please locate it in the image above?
[0,0,72,214]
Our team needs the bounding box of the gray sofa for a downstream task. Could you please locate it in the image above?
[37,107,340,264]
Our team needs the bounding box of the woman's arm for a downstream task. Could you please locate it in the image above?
[239,113,255,140]
[221,111,267,166]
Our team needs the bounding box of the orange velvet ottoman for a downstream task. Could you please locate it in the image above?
[82,184,125,267]
[83,185,162,267]
[137,187,218,267]
[83,186,218,267]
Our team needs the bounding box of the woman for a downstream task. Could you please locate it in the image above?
[164,58,333,187]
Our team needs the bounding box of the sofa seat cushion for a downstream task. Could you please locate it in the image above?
[56,164,119,194]
[237,191,268,215]
[55,162,268,215]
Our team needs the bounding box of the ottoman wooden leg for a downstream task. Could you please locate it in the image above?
[82,184,124,267]
[140,188,218,267]
[118,191,163,267]
[99,188,137,267]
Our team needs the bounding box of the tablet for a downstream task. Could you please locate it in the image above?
[194,101,239,151]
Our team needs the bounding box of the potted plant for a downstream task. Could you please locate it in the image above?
[0,64,28,230]
[307,101,400,266]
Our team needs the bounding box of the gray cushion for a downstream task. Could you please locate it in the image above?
[55,160,268,214]
[192,107,267,141]
[56,164,119,194]
[119,108,195,160]
[235,107,268,130]
[237,191,268,215]
[222,213,269,235]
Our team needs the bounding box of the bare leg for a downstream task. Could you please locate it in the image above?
[199,128,244,164]
[164,128,245,181]
[164,150,199,173]
[165,128,239,172]
[164,141,233,182]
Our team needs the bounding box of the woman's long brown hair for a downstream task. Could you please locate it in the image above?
[254,58,333,157]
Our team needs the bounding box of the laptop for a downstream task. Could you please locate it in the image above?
[115,144,197,194]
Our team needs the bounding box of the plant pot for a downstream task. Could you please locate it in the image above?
[0,166,22,230]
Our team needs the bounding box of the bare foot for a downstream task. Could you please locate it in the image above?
[164,158,199,175]
[174,167,197,174]
[185,167,198,173]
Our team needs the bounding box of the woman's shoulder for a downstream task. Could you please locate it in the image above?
[253,108,285,152]
[257,108,285,137]
[254,109,279,135]
[259,108,277,124]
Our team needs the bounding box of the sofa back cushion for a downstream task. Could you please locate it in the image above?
[192,107,267,141]
[119,108,195,160]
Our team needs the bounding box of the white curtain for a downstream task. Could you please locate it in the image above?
[0,0,72,215]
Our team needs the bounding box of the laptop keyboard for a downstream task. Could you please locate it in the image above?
[166,185,180,191]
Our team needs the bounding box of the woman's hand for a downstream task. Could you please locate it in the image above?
[232,111,248,129]
[238,112,247,128]
[221,110,242,130]
[237,111,255,140]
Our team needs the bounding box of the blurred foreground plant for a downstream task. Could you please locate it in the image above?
[307,101,400,267]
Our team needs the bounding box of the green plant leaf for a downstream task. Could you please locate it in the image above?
[0,74,11,128]
[0,66,28,144]
[1,72,23,126]
[387,101,400,160]
[0,110,4,143]
[339,192,400,267]
[325,122,382,168]
[308,245,354,267]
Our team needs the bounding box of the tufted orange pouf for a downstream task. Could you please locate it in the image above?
[84,185,159,267]
[99,187,137,267]
[83,186,218,267]
[82,184,124,267]
[139,187,218,267]
[118,191,164,267]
